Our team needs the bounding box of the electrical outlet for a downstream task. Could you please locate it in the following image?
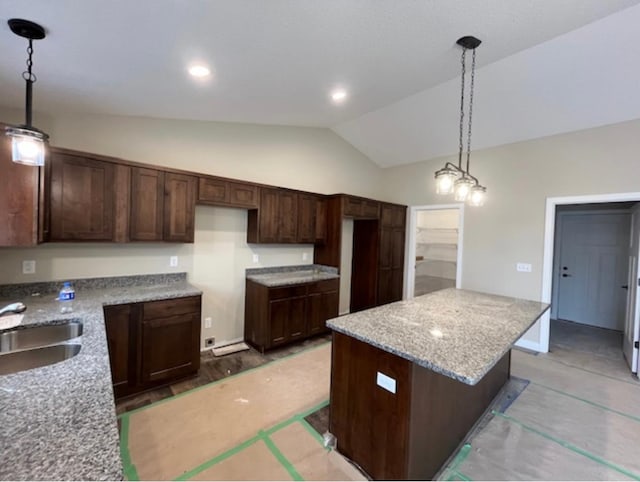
[252,254,259,263]
[205,337,215,347]
[516,263,532,273]
[170,256,178,267]
[204,317,212,329]
[22,260,36,275]
[302,252,309,261]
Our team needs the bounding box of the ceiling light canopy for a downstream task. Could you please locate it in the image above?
[188,64,211,78]
[5,18,49,167]
[434,36,486,207]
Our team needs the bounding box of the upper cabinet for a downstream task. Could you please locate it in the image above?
[164,172,197,243]
[247,188,325,244]
[130,167,164,241]
[46,148,197,243]
[342,195,380,219]
[0,125,42,246]
[197,176,258,208]
[49,150,117,241]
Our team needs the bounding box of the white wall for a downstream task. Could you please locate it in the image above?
[382,118,640,347]
[0,106,382,347]
[339,219,354,315]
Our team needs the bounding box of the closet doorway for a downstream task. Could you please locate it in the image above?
[405,204,464,299]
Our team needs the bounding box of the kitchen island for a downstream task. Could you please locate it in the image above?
[326,288,549,480]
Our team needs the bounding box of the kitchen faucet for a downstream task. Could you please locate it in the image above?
[0,302,27,317]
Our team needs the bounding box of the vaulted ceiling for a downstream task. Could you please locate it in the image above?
[2,0,639,166]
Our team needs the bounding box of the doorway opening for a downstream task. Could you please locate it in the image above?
[405,204,464,299]
[541,193,640,376]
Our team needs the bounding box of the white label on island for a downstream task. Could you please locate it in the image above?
[376,372,397,394]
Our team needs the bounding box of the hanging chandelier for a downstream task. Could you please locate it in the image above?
[434,36,486,207]
[5,19,50,167]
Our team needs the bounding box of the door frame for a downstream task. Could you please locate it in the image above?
[541,192,640,353]
[404,203,465,299]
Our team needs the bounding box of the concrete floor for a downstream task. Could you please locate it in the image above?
[440,319,640,480]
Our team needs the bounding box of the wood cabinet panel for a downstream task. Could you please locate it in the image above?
[198,176,258,208]
[362,200,380,219]
[257,188,279,243]
[164,172,196,243]
[307,289,338,336]
[141,312,201,383]
[143,296,201,319]
[130,167,164,241]
[103,304,134,398]
[288,296,307,341]
[279,190,298,243]
[49,151,115,241]
[378,203,407,306]
[315,197,327,244]
[0,129,40,246]
[297,194,317,243]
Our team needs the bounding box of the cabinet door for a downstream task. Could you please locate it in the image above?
[315,197,327,244]
[103,304,135,398]
[49,152,115,241]
[278,191,298,243]
[307,290,339,336]
[0,129,40,246]
[343,196,362,217]
[268,296,307,347]
[140,312,200,384]
[130,167,164,241]
[164,172,196,243]
[198,177,227,204]
[362,200,380,219]
[258,188,280,243]
[297,194,317,243]
[228,181,258,208]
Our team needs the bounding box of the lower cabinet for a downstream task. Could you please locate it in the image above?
[104,295,201,399]
[244,278,339,352]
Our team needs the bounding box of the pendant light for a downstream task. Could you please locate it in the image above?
[5,19,49,167]
[434,36,486,207]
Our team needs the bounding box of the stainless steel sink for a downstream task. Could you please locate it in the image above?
[0,322,83,353]
[0,344,81,375]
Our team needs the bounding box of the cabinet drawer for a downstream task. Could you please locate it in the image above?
[268,285,307,300]
[143,296,201,320]
[308,278,339,294]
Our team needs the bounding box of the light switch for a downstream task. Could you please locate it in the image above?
[302,252,309,261]
[252,254,259,263]
[170,256,178,267]
[516,263,532,273]
[22,260,36,274]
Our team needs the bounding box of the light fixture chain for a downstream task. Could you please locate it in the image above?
[458,48,467,169]
[466,47,476,174]
[22,39,37,83]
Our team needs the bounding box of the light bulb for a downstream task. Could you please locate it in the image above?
[454,177,474,202]
[435,166,459,195]
[10,134,45,166]
[468,185,486,206]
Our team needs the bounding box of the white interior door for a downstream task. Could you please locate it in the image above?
[623,205,640,372]
[557,213,631,330]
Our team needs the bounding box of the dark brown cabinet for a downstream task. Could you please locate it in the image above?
[245,278,338,351]
[297,194,317,244]
[315,197,327,244]
[342,195,380,219]
[0,125,42,246]
[49,150,116,241]
[130,167,164,241]
[247,188,300,244]
[378,203,407,305]
[164,172,197,242]
[103,295,201,399]
[130,169,196,242]
[198,176,258,208]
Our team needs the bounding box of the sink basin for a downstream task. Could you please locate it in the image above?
[0,344,81,375]
[0,322,83,353]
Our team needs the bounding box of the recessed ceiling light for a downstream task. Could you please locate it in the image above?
[188,65,211,78]
[330,89,348,103]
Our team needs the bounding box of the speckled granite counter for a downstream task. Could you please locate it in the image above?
[327,288,549,386]
[0,273,202,481]
[246,264,339,287]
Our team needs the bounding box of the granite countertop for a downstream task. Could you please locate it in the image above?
[246,264,339,287]
[327,288,550,386]
[0,273,202,481]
